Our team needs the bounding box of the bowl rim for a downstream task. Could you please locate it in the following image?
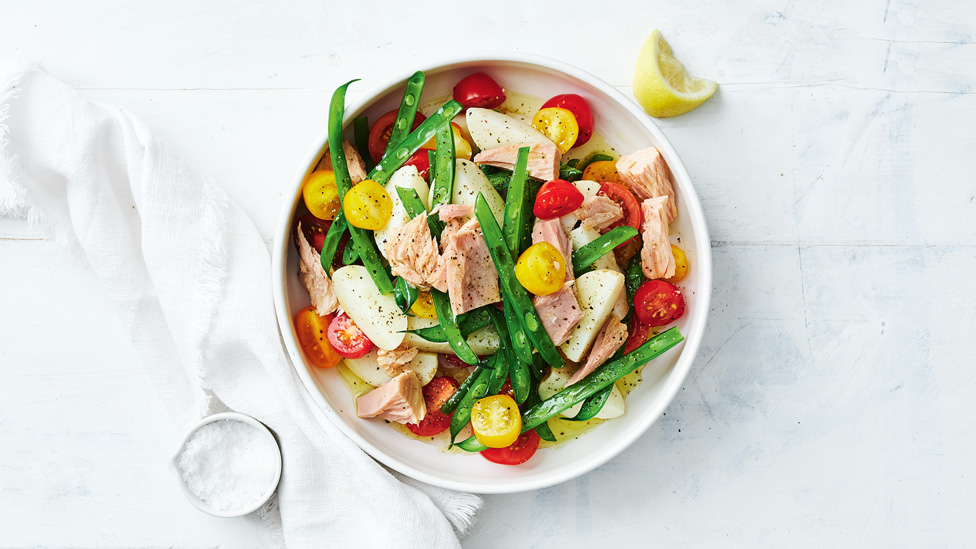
[271,52,712,494]
[168,411,283,517]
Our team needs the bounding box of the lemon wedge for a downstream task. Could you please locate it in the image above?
[633,30,717,118]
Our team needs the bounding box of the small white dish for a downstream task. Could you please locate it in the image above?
[168,411,283,518]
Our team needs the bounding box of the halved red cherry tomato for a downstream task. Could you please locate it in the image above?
[326,312,374,358]
[293,214,348,270]
[597,182,642,258]
[634,280,686,326]
[368,109,427,164]
[403,149,432,181]
[481,429,540,466]
[533,179,585,220]
[624,314,652,354]
[453,73,506,109]
[294,307,342,369]
[406,377,459,437]
[542,94,594,148]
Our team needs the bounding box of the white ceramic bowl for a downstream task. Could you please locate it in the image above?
[271,54,711,494]
[169,412,283,517]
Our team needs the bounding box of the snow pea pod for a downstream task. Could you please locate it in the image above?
[572,225,639,277]
[474,194,564,368]
[329,80,394,294]
[563,383,612,422]
[521,327,683,431]
[431,289,480,365]
[319,210,348,276]
[353,116,374,172]
[487,307,529,404]
[368,100,462,187]
[383,71,425,161]
[625,250,645,307]
[449,364,492,445]
[502,146,532,257]
[393,276,418,315]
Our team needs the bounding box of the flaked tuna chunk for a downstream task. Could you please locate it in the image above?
[377,345,419,377]
[356,370,426,424]
[473,142,561,182]
[384,214,448,292]
[616,148,677,223]
[640,197,676,280]
[437,203,473,221]
[531,217,575,282]
[442,218,502,315]
[567,314,628,385]
[579,195,624,232]
[315,139,368,184]
[297,224,339,316]
[532,281,584,346]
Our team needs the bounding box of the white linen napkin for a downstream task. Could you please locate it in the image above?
[0,58,481,548]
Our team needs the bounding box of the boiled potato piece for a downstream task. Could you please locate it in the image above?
[343,349,438,387]
[401,316,500,356]
[560,270,624,362]
[560,180,603,234]
[332,265,406,350]
[375,166,430,259]
[466,108,554,151]
[537,366,626,419]
[437,159,505,227]
[569,225,629,318]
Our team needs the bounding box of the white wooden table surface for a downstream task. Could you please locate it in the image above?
[2,0,975,546]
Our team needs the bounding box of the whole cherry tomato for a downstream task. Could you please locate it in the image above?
[326,312,374,358]
[541,94,594,148]
[368,109,427,163]
[453,73,506,109]
[634,280,686,326]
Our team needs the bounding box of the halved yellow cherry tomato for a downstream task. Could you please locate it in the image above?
[515,242,566,296]
[532,107,579,153]
[667,244,689,283]
[343,179,393,230]
[420,123,472,160]
[410,291,437,319]
[582,160,623,185]
[471,394,522,448]
[302,170,340,220]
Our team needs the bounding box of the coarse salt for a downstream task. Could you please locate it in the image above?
[178,419,279,512]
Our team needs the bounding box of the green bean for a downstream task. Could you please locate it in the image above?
[368,100,462,187]
[475,194,564,368]
[393,277,419,315]
[626,250,645,307]
[502,146,532,257]
[431,289,479,365]
[564,384,612,422]
[521,327,683,431]
[383,71,425,160]
[319,210,347,276]
[572,226,639,277]
[329,80,394,294]
[449,365,492,445]
[353,116,374,172]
